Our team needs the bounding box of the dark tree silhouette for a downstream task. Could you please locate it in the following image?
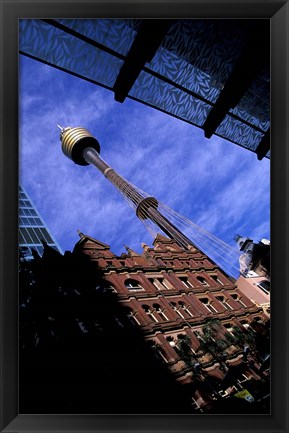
[19,245,193,414]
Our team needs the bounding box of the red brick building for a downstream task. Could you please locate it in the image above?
[74,231,270,412]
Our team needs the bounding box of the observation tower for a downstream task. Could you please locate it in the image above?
[59,126,241,278]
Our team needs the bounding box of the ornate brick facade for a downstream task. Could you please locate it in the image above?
[74,232,269,411]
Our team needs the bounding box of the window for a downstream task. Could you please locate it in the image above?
[256,280,270,294]
[27,228,38,243]
[102,281,117,293]
[149,277,171,290]
[33,227,53,244]
[197,276,209,287]
[162,279,172,290]
[153,303,169,321]
[142,304,158,322]
[125,279,144,291]
[218,386,238,398]
[21,227,33,244]
[122,306,141,325]
[166,336,176,347]
[199,297,217,313]
[211,275,223,285]
[194,330,205,342]
[36,246,44,255]
[216,296,233,310]
[238,374,251,385]
[224,323,234,335]
[231,294,247,307]
[179,276,194,289]
[171,302,185,319]
[178,301,194,317]
[126,308,141,326]
[240,320,250,330]
[19,231,26,244]
[149,340,169,362]
[191,397,202,411]
[19,200,28,207]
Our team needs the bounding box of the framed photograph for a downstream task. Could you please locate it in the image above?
[1,1,288,432]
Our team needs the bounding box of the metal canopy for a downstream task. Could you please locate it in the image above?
[19,19,270,159]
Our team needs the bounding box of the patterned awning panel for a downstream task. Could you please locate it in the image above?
[19,19,270,158]
[216,115,265,151]
[55,19,139,57]
[150,20,248,104]
[19,19,124,88]
[129,71,212,126]
[229,66,270,132]
[146,47,220,104]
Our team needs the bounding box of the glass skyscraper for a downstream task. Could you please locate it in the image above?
[19,185,63,260]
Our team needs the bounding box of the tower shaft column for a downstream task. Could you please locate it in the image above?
[146,207,193,250]
[83,147,145,207]
[83,147,193,250]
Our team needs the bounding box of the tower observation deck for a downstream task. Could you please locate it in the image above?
[60,126,241,278]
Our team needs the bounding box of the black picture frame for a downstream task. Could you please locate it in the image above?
[1,1,288,432]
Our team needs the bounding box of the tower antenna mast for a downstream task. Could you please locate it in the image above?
[60,126,193,250]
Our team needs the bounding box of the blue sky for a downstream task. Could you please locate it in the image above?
[19,54,270,262]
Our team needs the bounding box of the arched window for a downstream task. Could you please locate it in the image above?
[197,276,209,287]
[231,293,247,307]
[170,302,185,319]
[123,306,141,326]
[216,296,233,310]
[124,278,144,292]
[199,297,217,313]
[178,301,194,318]
[211,275,223,285]
[179,276,194,289]
[142,304,158,322]
[153,303,169,321]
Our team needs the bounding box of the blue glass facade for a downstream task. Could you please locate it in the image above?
[19,186,63,259]
[19,19,270,159]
